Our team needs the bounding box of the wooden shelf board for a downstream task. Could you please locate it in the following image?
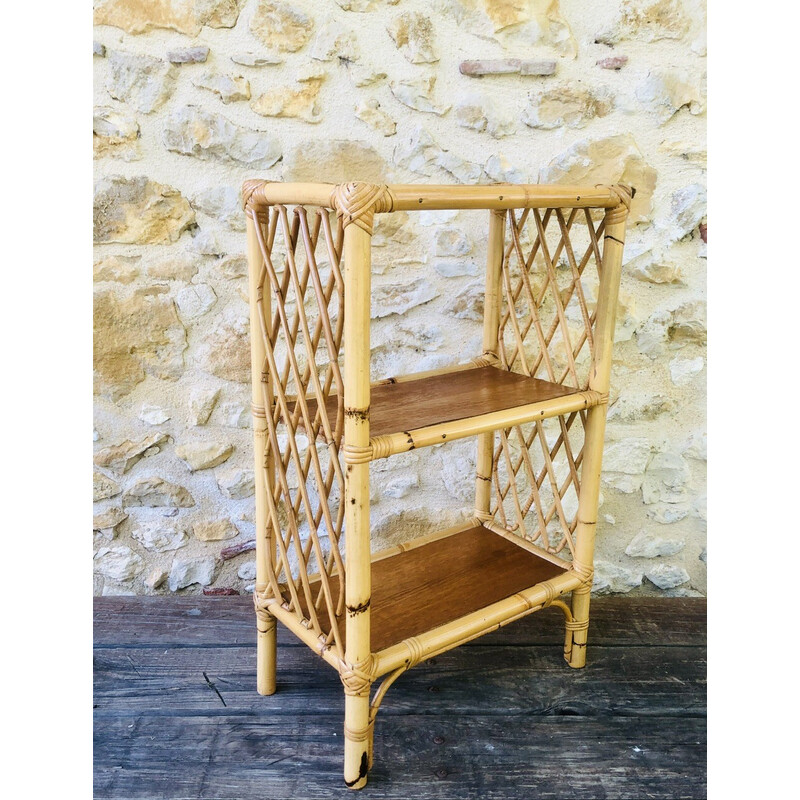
[297,365,577,439]
[297,524,567,653]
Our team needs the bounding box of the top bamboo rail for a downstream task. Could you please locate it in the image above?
[242,180,625,213]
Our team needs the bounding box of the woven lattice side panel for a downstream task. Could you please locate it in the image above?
[497,207,605,390]
[491,412,587,561]
[252,204,347,657]
[491,207,604,561]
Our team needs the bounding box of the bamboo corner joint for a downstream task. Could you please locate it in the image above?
[243,178,633,789]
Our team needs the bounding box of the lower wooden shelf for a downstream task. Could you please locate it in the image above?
[300,524,567,654]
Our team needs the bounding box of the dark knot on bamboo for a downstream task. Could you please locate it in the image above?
[331,182,395,235]
[339,656,375,696]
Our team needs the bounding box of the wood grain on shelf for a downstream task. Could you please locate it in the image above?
[298,524,565,653]
[295,365,576,439]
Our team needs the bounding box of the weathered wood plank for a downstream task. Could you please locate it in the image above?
[93,598,706,799]
[94,714,706,800]
[93,644,705,719]
[93,597,706,649]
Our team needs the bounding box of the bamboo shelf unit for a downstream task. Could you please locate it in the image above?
[243,179,632,789]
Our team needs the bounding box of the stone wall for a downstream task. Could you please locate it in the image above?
[93,0,707,597]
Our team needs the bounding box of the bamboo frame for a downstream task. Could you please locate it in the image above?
[475,210,506,524]
[243,180,624,212]
[243,180,631,789]
[246,211,277,697]
[368,388,605,461]
[341,221,374,788]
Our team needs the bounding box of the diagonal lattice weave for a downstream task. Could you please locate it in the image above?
[491,207,606,561]
[249,203,348,659]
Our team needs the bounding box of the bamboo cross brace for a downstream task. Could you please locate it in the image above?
[514,420,575,558]
[556,208,595,355]
[499,206,558,376]
[532,418,577,558]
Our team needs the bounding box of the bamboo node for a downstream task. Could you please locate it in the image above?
[369,435,393,460]
[564,619,589,632]
[343,444,373,464]
[330,182,395,234]
[539,580,556,606]
[404,636,425,668]
[339,656,375,696]
[251,403,267,419]
[344,720,374,743]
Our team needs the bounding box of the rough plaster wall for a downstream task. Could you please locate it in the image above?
[93,0,707,597]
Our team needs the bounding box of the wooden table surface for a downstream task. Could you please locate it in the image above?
[94,596,706,800]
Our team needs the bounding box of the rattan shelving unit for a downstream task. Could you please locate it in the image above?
[243,180,632,789]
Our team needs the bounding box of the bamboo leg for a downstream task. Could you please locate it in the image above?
[247,208,277,694]
[344,693,371,789]
[341,212,374,790]
[567,400,607,669]
[568,190,630,669]
[256,610,277,695]
[475,210,506,521]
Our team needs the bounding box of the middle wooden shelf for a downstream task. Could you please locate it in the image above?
[296,364,604,460]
